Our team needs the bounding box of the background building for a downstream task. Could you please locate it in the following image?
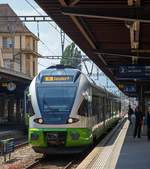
[0,4,39,127]
[0,4,39,77]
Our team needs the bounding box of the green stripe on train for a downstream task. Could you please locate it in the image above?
[29,128,93,147]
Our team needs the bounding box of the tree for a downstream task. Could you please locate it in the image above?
[60,42,82,70]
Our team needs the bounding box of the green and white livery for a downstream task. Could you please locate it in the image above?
[28,64,121,154]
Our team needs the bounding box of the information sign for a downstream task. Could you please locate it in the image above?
[127,93,138,97]
[0,138,14,156]
[123,85,136,92]
[116,64,150,78]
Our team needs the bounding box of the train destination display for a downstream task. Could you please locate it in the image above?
[44,76,73,82]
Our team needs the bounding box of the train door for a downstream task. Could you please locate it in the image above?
[87,87,92,127]
[79,87,92,128]
[92,89,99,127]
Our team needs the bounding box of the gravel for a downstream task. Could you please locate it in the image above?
[0,145,43,169]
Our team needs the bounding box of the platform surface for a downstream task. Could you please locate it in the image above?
[78,120,150,169]
[115,124,150,169]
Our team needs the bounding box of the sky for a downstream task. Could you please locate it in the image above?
[0,0,73,71]
[0,0,121,95]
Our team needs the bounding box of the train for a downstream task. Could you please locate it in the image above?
[27,64,121,154]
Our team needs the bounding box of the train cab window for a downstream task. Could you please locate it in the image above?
[78,99,88,116]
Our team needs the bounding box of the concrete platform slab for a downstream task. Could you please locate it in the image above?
[79,119,150,169]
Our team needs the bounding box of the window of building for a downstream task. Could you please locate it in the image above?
[25,36,30,49]
[3,37,13,49]
[33,60,35,76]
[3,37,9,49]
[25,55,30,75]
[4,60,11,69]
[33,40,35,51]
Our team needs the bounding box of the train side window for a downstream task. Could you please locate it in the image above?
[78,99,88,116]
[92,95,99,116]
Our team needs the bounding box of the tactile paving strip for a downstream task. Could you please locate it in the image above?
[88,121,129,169]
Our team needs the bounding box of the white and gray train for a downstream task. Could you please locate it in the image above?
[28,64,121,154]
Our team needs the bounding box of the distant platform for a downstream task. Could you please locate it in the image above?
[0,129,27,142]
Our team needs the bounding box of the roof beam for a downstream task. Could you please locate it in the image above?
[94,49,150,58]
[59,1,96,48]
[128,0,141,61]
[59,0,107,65]
[0,15,52,22]
[59,0,118,86]
[61,6,150,23]
[70,0,80,6]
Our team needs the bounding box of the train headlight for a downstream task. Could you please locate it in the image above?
[68,118,73,124]
[67,118,79,124]
[38,118,43,124]
[34,118,44,124]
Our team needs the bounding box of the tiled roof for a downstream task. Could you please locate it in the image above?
[0,4,31,33]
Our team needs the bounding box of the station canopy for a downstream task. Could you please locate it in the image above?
[0,67,31,97]
[35,0,150,94]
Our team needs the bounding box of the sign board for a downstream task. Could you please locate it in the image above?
[2,83,7,87]
[116,64,150,78]
[0,138,14,156]
[127,93,137,97]
[123,85,136,92]
[118,84,124,88]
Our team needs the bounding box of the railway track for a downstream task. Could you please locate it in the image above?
[15,141,29,150]
[17,119,123,169]
[63,161,73,169]
[25,158,74,169]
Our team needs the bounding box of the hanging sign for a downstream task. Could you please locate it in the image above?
[123,85,136,92]
[116,64,150,78]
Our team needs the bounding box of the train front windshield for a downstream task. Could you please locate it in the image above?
[37,86,77,124]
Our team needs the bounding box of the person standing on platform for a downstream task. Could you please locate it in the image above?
[146,107,150,141]
[133,106,144,138]
[128,105,134,125]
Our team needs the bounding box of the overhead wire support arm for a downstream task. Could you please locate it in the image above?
[0,16,53,22]
[60,30,65,58]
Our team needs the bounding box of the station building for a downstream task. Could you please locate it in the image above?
[0,4,39,128]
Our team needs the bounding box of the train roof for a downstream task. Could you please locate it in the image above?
[39,64,80,76]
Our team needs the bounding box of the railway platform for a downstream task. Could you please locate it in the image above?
[77,118,150,169]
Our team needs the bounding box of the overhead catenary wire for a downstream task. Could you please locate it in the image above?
[38,62,47,67]
[24,0,72,45]
[24,1,120,94]
[35,20,57,55]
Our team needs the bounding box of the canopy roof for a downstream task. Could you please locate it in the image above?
[35,0,150,94]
